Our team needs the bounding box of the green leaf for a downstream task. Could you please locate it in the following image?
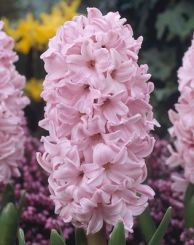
[184,184,194,205]
[75,228,87,245]
[108,222,126,245]
[50,229,66,245]
[148,207,172,245]
[156,2,194,40]
[184,184,194,228]
[153,84,177,102]
[0,184,15,212]
[18,228,25,245]
[139,208,156,242]
[0,203,18,245]
[185,196,194,228]
[141,48,176,81]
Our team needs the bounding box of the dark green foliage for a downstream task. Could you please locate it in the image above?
[0,0,20,19]
[156,2,194,41]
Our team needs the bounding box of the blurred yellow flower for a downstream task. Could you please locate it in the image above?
[4,14,40,54]
[25,79,43,102]
[4,0,80,54]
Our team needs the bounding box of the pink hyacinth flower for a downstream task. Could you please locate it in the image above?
[0,21,29,183]
[168,34,194,189]
[37,8,156,235]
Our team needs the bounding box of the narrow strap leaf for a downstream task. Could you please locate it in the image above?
[108,222,126,245]
[0,203,18,245]
[75,228,87,245]
[0,184,15,212]
[18,228,25,245]
[148,207,172,245]
[139,207,156,242]
[184,184,194,228]
[184,184,194,201]
[50,229,66,245]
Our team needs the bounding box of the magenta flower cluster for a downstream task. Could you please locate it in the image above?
[168,35,194,189]
[147,139,184,245]
[0,22,29,183]
[37,8,156,234]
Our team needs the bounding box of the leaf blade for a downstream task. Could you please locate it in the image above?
[50,229,66,245]
[18,228,25,245]
[139,208,156,242]
[0,203,18,245]
[148,207,172,245]
[108,222,126,245]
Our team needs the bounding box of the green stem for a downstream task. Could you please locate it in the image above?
[87,228,107,245]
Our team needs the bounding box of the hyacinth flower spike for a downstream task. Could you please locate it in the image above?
[36,7,171,245]
[0,21,29,184]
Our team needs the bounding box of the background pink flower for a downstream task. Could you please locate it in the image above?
[168,35,194,189]
[178,35,194,92]
[0,21,29,183]
[37,8,156,235]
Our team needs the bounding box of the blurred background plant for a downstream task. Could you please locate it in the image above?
[3,0,80,54]
[1,0,194,136]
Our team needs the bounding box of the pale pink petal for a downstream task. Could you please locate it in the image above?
[93,143,113,165]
